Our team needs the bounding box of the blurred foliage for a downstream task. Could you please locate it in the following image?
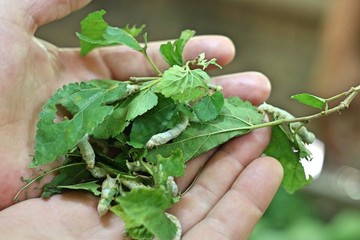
[250,188,360,240]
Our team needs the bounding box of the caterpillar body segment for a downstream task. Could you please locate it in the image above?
[258,102,300,122]
[124,84,140,98]
[77,135,108,178]
[145,114,189,148]
[166,176,179,197]
[289,122,315,144]
[120,178,147,190]
[89,166,107,178]
[97,175,119,217]
[258,102,315,144]
[78,134,95,169]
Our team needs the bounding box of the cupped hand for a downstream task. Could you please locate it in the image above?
[0,0,235,207]
[0,1,283,239]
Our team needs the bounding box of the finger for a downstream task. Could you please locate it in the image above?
[97,35,235,80]
[212,72,271,106]
[0,192,124,239]
[25,0,92,33]
[46,192,124,238]
[169,126,271,232]
[183,157,283,240]
[175,72,270,192]
[175,150,216,193]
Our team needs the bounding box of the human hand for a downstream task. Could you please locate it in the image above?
[0,133,282,240]
[0,0,237,208]
[0,0,283,239]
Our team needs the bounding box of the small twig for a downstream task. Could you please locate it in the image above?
[255,84,360,131]
[13,163,86,201]
[141,49,162,76]
[180,165,203,196]
[129,76,159,83]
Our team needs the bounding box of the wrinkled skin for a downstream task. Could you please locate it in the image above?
[0,0,283,239]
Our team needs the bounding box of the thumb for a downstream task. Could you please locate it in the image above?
[26,0,92,33]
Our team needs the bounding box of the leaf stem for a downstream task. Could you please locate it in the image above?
[13,162,86,202]
[254,84,360,130]
[141,49,162,76]
[325,85,360,102]
[129,76,159,83]
[140,79,162,91]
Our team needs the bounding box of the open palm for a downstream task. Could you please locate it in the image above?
[0,1,282,239]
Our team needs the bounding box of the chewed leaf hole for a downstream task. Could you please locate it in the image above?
[53,104,73,123]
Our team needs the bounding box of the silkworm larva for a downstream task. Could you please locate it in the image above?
[258,102,315,144]
[77,134,95,169]
[289,122,316,144]
[166,176,179,197]
[120,178,146,190]
[145,114,189,148]
[123,84,140,98]
[97,175,118,217]
[88,166,107,178]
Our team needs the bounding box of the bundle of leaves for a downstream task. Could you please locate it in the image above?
[16,10,348,240]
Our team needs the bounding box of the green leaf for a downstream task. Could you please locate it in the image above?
[153,149,185,187]
[193,91,224,122]
[92,89,158,139]
[160,29,195,66]
[111,188,177,240]
[31,81,128,167]
[157,65,209,103]
[124,24,146,38]
[77,10,143,55]
[126,89,159,121]
[147,98,264,162]
[58,181,101,196]
[86,79,130,102]
[130,94,179,146]
[194,52,222,70]
[91,100,130,139]
[124,226,154,240]
[264,125,312,193]
[41,162,93,198]
[102,27,143,51]
[77,10,109,56]
[57,80,128,114]
[291,93,326,110]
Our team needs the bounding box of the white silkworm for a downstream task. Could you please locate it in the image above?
[88,166,107,178]
[258,102,295,120]
[97,175,118,217]
[289,122,315,144]
[145,114,189,148]
[77,135,108,178]
[123,84,140,98]
[166,176,178,197]
[258,102,315,144]
[77,134,95,169]
[120,178,146,190]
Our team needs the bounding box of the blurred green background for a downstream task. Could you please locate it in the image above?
[36,1,360,239]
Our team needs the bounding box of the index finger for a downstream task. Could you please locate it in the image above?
[96,35,235,80]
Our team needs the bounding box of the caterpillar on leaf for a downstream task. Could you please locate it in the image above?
[258,102,315,144]
[145,114,189,148]
[97,175,119,217]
